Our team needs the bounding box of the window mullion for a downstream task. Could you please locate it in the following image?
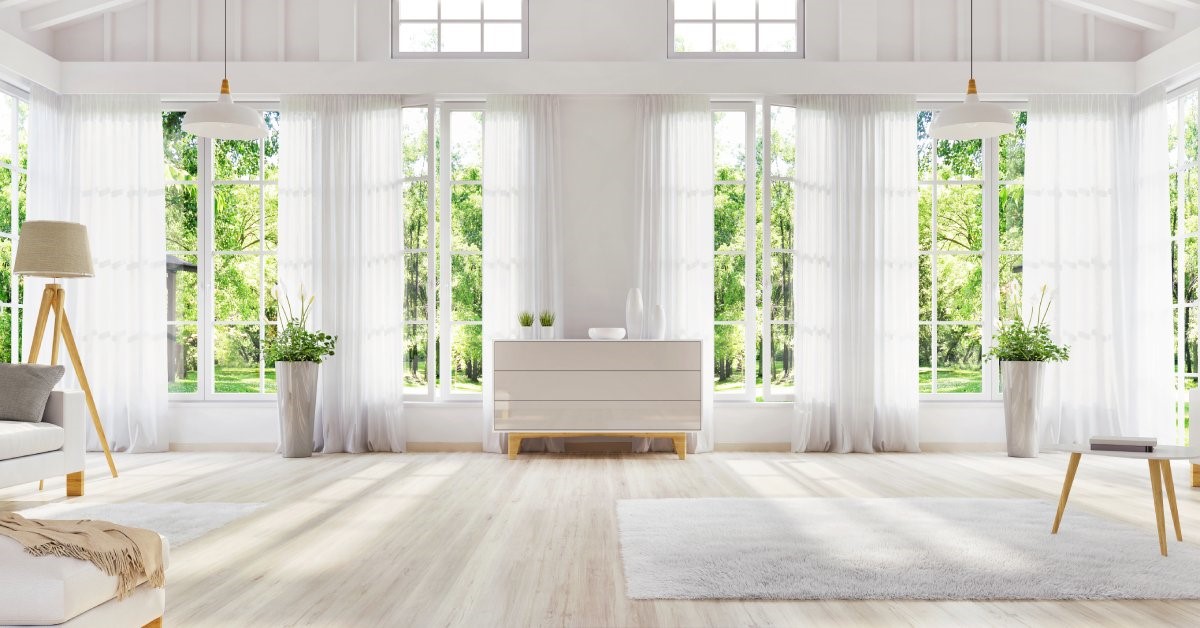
[438,106,453,399]
[762,99,774,400]
[200,137,215,400]
[983,137,1000,400]
[742,102,756,401]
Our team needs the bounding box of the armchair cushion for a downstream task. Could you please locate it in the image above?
[0,364,65,423]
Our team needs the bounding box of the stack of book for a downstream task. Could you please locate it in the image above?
[1089,436,1157,453]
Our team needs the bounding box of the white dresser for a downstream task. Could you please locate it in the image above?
[493,339,702,458]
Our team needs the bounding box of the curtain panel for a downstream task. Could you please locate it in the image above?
[279,95,406,453]
[633,95,715,454]
[791,95,920,453]
[481,95,565,454]
[1025,92,1175,446]
[25,87,168,452]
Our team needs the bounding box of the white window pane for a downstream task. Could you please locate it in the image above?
[674,0,712,20]
[398,22,438,52]
[716,22,755,53]
[674,22,712,52]
[759,0,797,20]
[484,22,522,52]
[484,0,522,20]
[759,23,796,52]
[714,111,746,175]
[715,0,754,20]
[442,0,481,20]
[441,22,482,52]
[399,0,437,19]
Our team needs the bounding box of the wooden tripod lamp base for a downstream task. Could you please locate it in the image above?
[28,283,118,479]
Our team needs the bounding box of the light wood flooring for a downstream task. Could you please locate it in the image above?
[4,450,1200,627]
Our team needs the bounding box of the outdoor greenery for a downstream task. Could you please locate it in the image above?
[164,110,280,394]
[985,287,1070,363]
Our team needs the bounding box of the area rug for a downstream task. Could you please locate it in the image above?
[616,498,1200,600]
[19,502,265,546]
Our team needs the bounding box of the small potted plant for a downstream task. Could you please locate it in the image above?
[517,311,535,339]
[984,286,1070,458]
[268,286,337,458]
[539,311,556,340]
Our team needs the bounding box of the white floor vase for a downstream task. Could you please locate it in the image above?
[1001,361,1044,458]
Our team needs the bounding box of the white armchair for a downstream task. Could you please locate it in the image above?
[0,391,87,497]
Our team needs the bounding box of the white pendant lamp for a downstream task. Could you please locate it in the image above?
[931,0,1014,140]
[183,0,266,140]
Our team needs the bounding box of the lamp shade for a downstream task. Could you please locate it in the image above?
[930,91,1015,141]
[182,79,268,141]
[13,220,95,278]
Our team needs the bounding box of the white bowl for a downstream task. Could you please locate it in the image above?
[588,327,626,340]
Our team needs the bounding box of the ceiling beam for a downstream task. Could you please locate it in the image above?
[1051,0,1174,31]
[20,0,145,32]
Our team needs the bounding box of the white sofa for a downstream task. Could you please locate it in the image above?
[0,391,87,497]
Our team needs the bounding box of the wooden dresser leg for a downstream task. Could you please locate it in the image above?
[508,434,521,460]
[143,616,163,628]
[673,434,687,460]
[1193,463,1199,488]
[66,471,84,497]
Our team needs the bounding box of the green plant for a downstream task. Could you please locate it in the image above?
[984,286,1070,363]
[539,311,555,327]
[517,311,535,327]
[266,286,338,363]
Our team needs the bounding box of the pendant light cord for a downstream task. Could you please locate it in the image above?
[969,0,974,80]
[224,0,228,79]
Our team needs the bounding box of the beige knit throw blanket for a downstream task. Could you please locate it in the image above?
[0,512,165,599]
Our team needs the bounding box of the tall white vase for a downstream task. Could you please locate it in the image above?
[626,289,643,340]
[277,361,319,458]
[648,304,666,340]
[1001,361,1045,458]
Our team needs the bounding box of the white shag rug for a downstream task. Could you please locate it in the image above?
[617,498,1200,600]
[19,502,265,546]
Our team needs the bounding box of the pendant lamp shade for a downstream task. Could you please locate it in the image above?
[183,79,267,140]
[931,79,1015,140]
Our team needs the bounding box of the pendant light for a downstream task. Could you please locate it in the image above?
[182,0,267,140]
[930,0,1015,140]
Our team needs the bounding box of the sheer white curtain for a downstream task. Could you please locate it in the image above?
[1025,92,1174,446]
[482,95,564,454]
[633,95,714,454]
[791,95,920,453]
[279,95,406,453]
[25,87,167,452]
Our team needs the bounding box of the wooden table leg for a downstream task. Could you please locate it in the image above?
[1052,452,1082,534]
[1150,459,1169,556]
[508,434,521,460]
[1161,461,1183,542]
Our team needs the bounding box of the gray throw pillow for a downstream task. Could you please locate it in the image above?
[0,364,66,423]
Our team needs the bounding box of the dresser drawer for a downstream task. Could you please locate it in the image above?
[494,340,700,371]
[494,401,702,431]
[493,370,701,401]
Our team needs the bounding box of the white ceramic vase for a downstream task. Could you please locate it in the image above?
[626,288,643,340]
[520,326,535,340]
[1001,361,1045,458]
[277,361,319,458]
[647,304,666,340]
[540,326,554,340]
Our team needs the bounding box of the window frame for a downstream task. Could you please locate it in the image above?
[0,84,28,365]
[165,105,280,402]
[1167,80,1200,435]
[402,100,438,400]
[391,0,530,59]
[712,100,758,402]
[669,0,805,59]
[917,103,1025,401]
[761,96,796,402]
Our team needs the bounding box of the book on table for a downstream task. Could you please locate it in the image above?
[1089,436,1156,453]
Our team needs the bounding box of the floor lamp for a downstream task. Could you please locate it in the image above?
[14,220,119,479]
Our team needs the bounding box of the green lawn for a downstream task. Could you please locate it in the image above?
[919,367,983,393]
[169,367,275,394]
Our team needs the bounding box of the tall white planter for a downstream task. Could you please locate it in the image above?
[1001,361,1045,458]
[277,361,320,458]
[626,288,644,340]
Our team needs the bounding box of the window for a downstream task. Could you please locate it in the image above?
[917,109,1026,398]
[671,0,803,57]
[0,89,28,364]
[763,102,796,400]
[1168,86,1200,433]
[393,0,527,58]
[164,111,280,398]
[402,102,485,400]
